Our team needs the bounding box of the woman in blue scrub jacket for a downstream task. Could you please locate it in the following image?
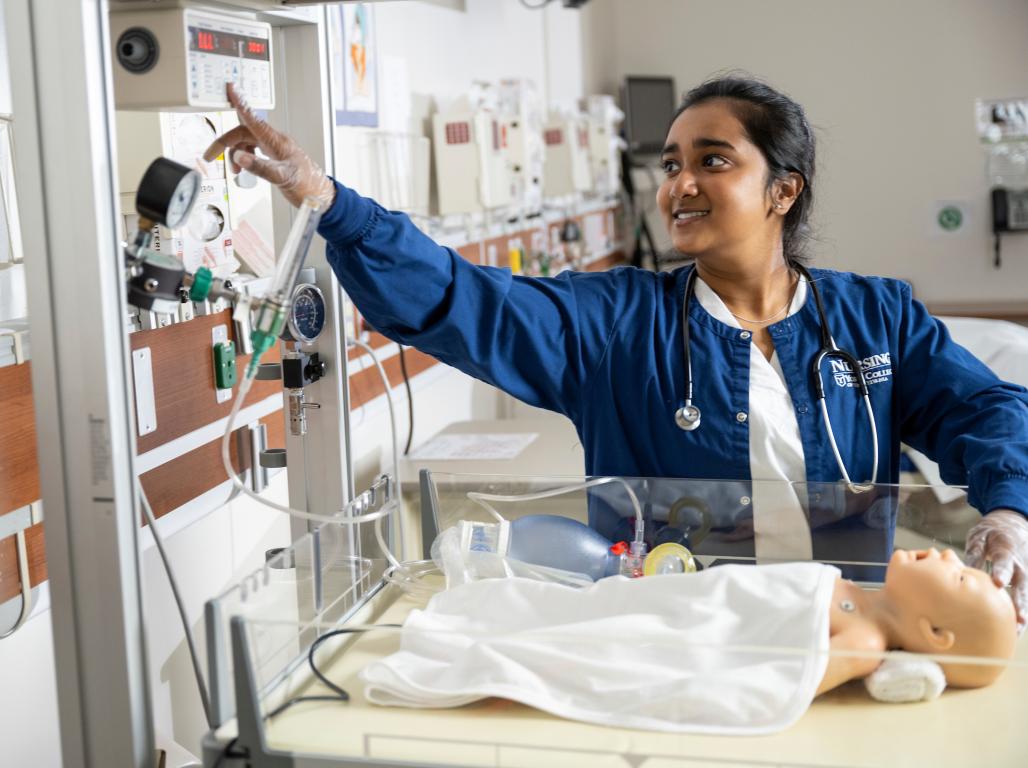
[207,78,1028,626]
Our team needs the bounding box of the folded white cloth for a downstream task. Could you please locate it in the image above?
[863,655,946,703]
[362,563,840,734]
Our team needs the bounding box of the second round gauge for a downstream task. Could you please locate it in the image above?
[284,284,327,343]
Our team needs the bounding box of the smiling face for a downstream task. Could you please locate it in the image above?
[656,99,795,263]
[884,548,1017,686]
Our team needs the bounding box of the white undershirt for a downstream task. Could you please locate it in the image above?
[694,277,814,563]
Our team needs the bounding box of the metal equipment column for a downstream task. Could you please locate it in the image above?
[272,12,356,542]
[7,0,154,766]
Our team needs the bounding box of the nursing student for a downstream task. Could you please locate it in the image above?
[205,77,1028,627]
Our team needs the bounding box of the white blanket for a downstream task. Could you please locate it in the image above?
[362,562,840,734]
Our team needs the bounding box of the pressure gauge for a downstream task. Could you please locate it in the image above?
[135,157,201,229]
[283,284,326,344]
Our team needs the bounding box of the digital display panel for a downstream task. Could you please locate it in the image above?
[188,26,269,61]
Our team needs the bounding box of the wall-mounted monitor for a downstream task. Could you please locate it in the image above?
[623,76,676,155]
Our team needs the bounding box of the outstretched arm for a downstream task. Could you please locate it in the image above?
[203,83,625,420]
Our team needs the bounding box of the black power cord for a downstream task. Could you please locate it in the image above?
[265,625,402,720]
[212,737,246,768]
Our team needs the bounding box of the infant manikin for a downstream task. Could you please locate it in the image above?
[361,548,1018,735]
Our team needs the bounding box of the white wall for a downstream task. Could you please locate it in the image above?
[580,0,1028,302]
[372,0,587,125]
[0,1,10,116]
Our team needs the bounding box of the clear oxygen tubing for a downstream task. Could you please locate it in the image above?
[467,477,647,551]
[344,336,406,568]
[220,373,393,526]
[346,337,440,599]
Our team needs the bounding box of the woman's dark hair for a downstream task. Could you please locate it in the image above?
[674,76,816,266]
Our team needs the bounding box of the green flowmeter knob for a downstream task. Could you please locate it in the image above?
[190,267,214,302]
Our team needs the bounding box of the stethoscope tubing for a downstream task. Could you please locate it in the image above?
[678,264,878,487]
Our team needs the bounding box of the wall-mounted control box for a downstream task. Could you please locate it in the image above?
[110,8,274,111]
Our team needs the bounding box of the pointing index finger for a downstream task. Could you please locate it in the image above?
[228,82,282,148]
[202,124,255,163]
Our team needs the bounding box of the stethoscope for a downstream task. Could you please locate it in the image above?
[674,264,879,487]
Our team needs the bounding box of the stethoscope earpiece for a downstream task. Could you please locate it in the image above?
[675,404,701,431]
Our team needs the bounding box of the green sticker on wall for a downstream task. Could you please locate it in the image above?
[937,206,963,231]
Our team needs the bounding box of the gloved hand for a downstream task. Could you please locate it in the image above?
[203,83,335,209]
[965,508,1028,632]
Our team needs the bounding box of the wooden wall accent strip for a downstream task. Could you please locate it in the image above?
[349,346,438,410]
[0,523,46,605]
[584,250,626,273]
[139,410,285,520]
[131,310,284,453]
[346,328,395,360]
[0,362,40,515]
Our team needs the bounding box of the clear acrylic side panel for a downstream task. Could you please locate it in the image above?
[224,474,1026,766]
[425,472,983,579]
[205,476,396,725]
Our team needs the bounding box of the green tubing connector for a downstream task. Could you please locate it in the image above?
[189,267,214,302]
[247,320,285,378]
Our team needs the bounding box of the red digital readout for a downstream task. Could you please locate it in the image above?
[247,41,265,55]
[197,31,216,51]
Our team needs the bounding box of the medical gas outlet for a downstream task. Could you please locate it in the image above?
[283,350,326,437]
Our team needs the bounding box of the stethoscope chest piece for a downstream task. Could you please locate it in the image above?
[675,404,701,431]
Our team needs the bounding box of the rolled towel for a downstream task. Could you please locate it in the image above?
[864,655,946,703]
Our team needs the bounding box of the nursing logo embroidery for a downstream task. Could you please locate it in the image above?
[830,353,893,388]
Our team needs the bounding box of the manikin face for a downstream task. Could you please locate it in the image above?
[884,548,1016,653]
[656,100,787,260]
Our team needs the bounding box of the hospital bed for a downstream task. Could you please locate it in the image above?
[902,316,1028,495]
[201,472,1028,768]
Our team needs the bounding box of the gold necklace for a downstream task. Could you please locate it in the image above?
[729,274,798,324]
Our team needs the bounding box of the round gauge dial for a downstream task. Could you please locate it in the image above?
[136,157,201,229]
[165,173,201,229]
[284,284,327,344]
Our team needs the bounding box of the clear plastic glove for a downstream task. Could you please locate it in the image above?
[965,509,1028,632]
[202,83,335,209]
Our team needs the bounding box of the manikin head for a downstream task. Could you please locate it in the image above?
[884,548,1018,687]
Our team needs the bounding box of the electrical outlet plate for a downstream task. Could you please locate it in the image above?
[131,347,157,436]
[212,325,234,403]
